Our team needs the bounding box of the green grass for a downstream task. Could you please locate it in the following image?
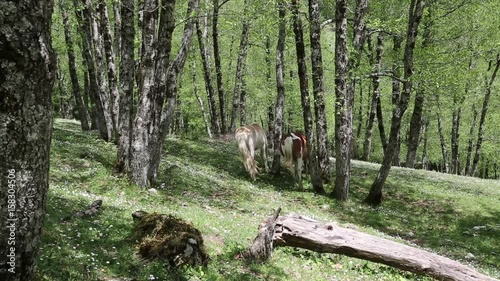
[36,119,500,281]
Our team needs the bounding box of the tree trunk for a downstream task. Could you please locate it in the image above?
[450,98,462,175]
[436,94,450,173]
[116,0,136,173]
[130,0,160,187]
[113,0,121,61]
[265,36,275,150]
[230,1,250,132]
[263,215,497,281]
[308,0,330,182]
[421,117,429,169]
[73,0,112,140]
[213,0,228,134]
[196,2,220,135]
[271,0,287,176]
[87,0,114,141]
[291,0,324,194]
[59,0,91,130]
[471,54,500,176]
[192,60,212,138]
[362,33,383,161]
[464,103,478,175]
[156,0,200,172]
[376,93,387,153]
[98,0,120,138]
[365,1,425,206]
[0,1,56,279]
[332,0,350,200]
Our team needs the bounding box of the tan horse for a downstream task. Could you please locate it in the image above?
[235,123,269,181]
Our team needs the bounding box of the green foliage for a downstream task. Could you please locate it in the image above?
[37,119,500,280]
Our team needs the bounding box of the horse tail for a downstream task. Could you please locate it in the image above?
[235,130,257,180]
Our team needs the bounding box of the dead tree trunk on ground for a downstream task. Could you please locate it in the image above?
[245,213,497,281]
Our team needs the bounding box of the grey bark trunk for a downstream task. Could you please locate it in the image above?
[196,3,220,135]
[464,103,478,175]
[230,2,250,132]
[291,0,324,194]
[332,0,350,200]
[366,0,425,206]
[0,1,56,279]
[130,0,160,187]
[309,0,330,182]
[436,94,450,173]
[98,0,120,138]
[192,61,213,138]
[362,33,383,161]
[59,0,91,130]
[213,0,228,134]
[87,0,114,141]
[471,54,500,176]
[450,95,462,175]
[117,0,135,173]
[271,0,287,175]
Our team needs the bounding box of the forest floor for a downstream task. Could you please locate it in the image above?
[36,119,500,281]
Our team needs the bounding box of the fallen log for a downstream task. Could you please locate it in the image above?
[246,212,497,281]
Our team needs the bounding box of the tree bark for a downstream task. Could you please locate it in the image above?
[59,0,91,130]
[192,60,212,138]
[332,0,350,200]
[309,0,330,182]
[268,215,497,281]
[471,54,500,176]
[464,103,478,175]
[73,0,112,140]
[130,0,160,187]
[291,0,324,194]
[436,94,450,173]
[98,0,120,138]
[0,1,56,279]
[450,95,462,175]
[271,0,287,176]
[366,0,425,206]
[362,33,383,161]
[230,0,250,132]
[86,0,114,141]
[213,0,228,134]
[196,2,220,135]
[116,0,136,173]
[113,0,121,61]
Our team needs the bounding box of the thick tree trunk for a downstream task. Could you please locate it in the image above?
[332,0,350,200]
[130,0,160,187]
[362,33,383,161]
[264,215,497,281]
[87,0,114,141]
[376,93,387,153]
[0,1,56,279]
[464,103,478,175]
[113,0,121,61]
[59,0,91,130]
[230,1,250,132]
[366,1,425,206]
[196,2,220,135]
[116,0,135,173]
[471,54,500,176]
[265,36,275,150]
[213,0,228,134]
[436,94,450,173]
[271,0,287,175]
[309,0,330,182]
[98,0,120,138]
[406,87,425,168]
[291,0,324,194]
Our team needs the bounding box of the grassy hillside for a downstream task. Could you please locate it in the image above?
[36,119,500,281]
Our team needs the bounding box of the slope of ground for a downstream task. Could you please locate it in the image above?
[36,119,500,281]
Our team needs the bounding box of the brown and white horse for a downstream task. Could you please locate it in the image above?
[235,123,269,181]
[280,131,308,189]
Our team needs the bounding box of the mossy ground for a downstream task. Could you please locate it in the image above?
[35,119,500,280]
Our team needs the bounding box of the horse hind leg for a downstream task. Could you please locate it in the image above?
[295,157,304,190]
